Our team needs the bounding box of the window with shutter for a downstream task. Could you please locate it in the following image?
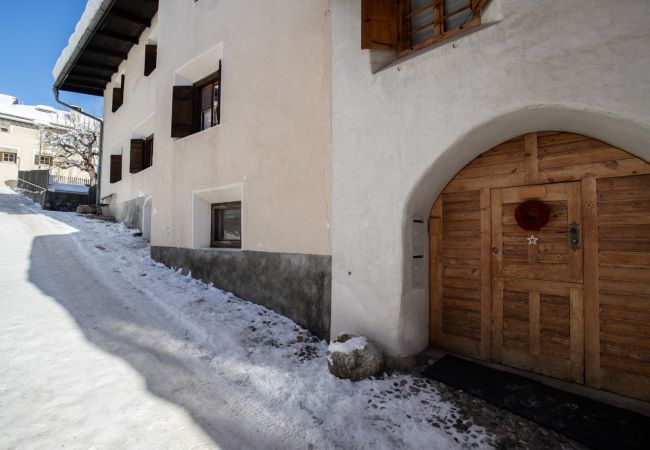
[110,155,122,183]
[130,139,145,173]
[171,61,221,138]
[144,45,157,76]
[361,0,489,57]
[111,74,125,113]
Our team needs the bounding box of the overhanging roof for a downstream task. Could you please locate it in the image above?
[53,0,159,97]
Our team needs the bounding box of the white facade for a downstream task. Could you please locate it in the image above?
[100,0,332,256]
[329,0,650,356]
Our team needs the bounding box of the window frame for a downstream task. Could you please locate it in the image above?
[193,66,221,133]
[1,152,17,163]
[34,155,53,166]
[398,0,482,57]
[210,201,241,249]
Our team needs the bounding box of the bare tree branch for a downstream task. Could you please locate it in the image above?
[42,111,100,183]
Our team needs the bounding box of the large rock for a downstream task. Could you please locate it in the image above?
[327,333,383,381]
[76,204,92,215]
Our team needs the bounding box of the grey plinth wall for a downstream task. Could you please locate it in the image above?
[110,195,146,230]
[151,247,332,339]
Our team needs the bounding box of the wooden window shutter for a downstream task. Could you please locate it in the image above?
[171,85,194,138]
[34,155,40,164]
[144,44,157,76]
[361,0,398,49]
[110,155,122,183]
[112,75,125,112]
[130,139,145,173]
[143,135,154,169]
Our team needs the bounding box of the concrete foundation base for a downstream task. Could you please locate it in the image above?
[151,246,332,339]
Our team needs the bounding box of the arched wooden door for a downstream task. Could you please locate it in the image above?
[429,131,650,401]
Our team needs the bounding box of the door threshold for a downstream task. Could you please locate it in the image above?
[415,348,650,417]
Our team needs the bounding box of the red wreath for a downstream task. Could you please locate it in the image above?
[515,200,550,231]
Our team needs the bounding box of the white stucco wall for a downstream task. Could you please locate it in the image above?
[101,0,332,256]
[330,0,650,356]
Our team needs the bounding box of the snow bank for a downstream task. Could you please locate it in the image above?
[52,0,108,82]
[9,195,493,449]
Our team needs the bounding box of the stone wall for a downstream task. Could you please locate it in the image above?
[151,246,331,339]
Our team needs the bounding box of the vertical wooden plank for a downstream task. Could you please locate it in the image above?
[491,278,504,362]
[529,290,540,358]
[491,188,503,277]
[479,188,492,360]
[569,287,585,384]
[429,197,443,345]
[582,176,601,388]
[524,132,539,185]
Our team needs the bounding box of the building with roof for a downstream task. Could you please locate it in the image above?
[52,0,650,403]
[0,93,89,186]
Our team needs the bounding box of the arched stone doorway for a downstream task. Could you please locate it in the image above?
[428,131,650,401]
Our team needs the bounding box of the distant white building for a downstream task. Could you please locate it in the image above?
[0,94,89,186]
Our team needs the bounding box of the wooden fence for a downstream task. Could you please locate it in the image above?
[50,174,92,186]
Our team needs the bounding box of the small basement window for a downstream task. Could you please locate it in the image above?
[171,61,221,138]
[0,126,9,133]
[1,152,17,163]
[210,201,241,248]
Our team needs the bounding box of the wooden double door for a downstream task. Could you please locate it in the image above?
[429,131,650,400]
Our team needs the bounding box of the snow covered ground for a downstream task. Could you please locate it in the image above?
[0,189,492,449]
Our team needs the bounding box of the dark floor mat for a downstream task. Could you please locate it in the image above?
[422,356,650,450]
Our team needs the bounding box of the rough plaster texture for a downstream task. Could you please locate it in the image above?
[101,0,332,257]
[151,246,332,339]
[330,0,650,356]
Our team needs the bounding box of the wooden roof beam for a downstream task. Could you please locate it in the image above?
[69,70,112,82]
[86,46,129,60]
[96,29,140,45]
[61,82,105,95]
[66,75,109,87]
[75,62,119,73]
[109,8,151,27]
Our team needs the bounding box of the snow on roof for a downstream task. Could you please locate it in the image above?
[0,93,68,128]
[0,94,17,106]
[52,0,109,82]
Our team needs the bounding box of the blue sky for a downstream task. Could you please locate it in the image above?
[0,0,103,116]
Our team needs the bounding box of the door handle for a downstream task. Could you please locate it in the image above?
[569,222,579,250]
